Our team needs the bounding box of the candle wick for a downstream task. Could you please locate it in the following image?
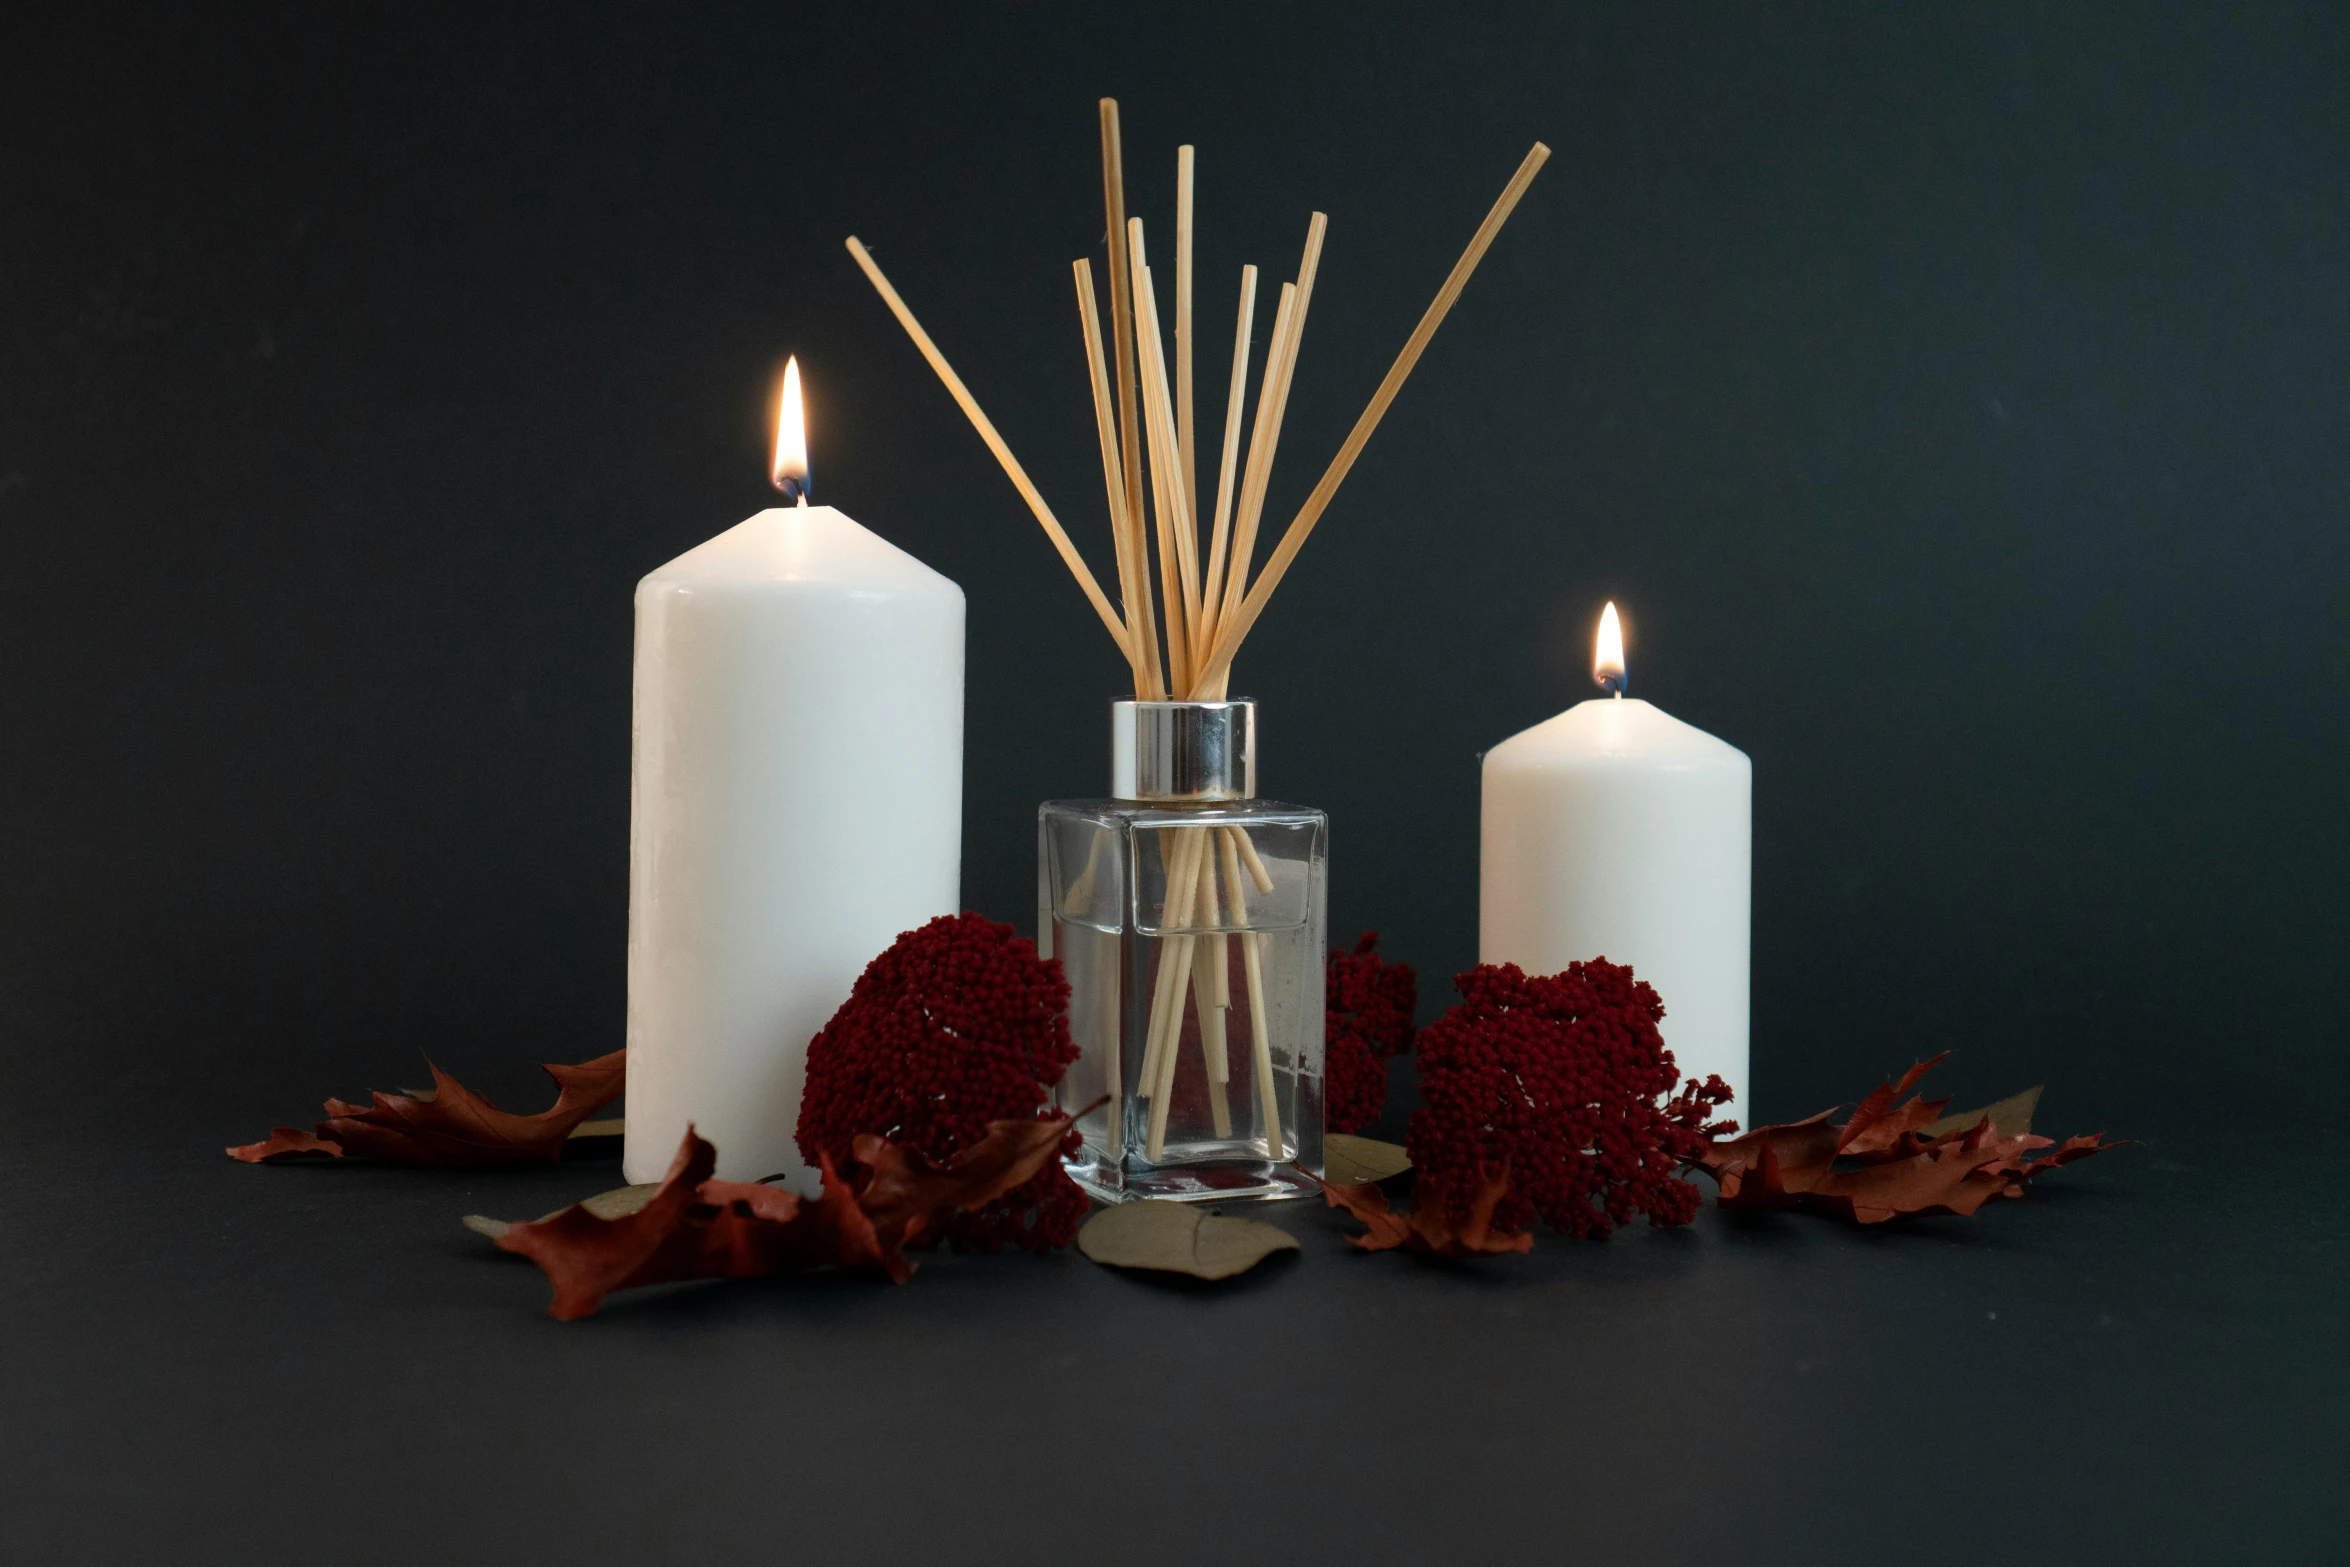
[796,493,808,509]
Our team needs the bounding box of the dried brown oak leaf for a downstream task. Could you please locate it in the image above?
[228,1049,626,1168]
[489,1112,1075,1319]
[1315,1167,1534,1259]
[1691,1053,2118,1223]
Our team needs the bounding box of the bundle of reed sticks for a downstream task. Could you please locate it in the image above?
[849,102,1548,1164]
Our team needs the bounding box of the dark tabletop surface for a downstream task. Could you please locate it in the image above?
[3,3,2345,1561]
[5,1065,2334,1561]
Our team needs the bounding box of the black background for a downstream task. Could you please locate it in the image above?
[3,4,2343,1560]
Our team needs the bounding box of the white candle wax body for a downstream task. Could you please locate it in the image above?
[1480,698,1751,1112]
[626,505,964,1187]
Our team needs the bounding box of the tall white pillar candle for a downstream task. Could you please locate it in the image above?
[625,503,964,1186]
[1479,606,1751,1112]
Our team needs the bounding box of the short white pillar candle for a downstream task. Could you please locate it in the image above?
[1478,604,1752,1112]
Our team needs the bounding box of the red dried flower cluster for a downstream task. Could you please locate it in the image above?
[1407,959,1736,1240]
[795,912,1085,1252]
[1325,932,1418,1133]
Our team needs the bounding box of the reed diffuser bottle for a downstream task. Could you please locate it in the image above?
[849,104,1543,1187]
[1042,700,1325,1202]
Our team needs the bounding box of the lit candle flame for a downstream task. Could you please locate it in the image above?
[1593,601,1626,696]
[771,356,810,505]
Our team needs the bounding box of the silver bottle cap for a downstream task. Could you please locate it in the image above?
[1111,700,1257,801]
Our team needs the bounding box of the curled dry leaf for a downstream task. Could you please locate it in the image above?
[1323,1133,1412,1187]
[463,1183,659,1241]
[1077,1201,1299,1280]
[850,1114,1078,1255]
[1315,1167,1534,1258]
[234,1127,344,1161]
[1692,1057,2119,1223]
[485,1111,1078,1319]
[229,1050,627,1168]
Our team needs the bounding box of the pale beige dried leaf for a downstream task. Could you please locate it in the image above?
[462,1182,661,1241]
[1077,1200,1298,1280]
[1919,1085,2041,1141]
[1323,1134,1412,1186]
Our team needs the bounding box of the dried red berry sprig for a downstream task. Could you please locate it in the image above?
[1320,958,1733,1254]
[795,912,1087,1253]
[1691,1053,2118,1222]
[229,1050,626,1167]
[1409,959,1733,1240]
[1324,932,1418,1134]
[490,1114,1078,1319]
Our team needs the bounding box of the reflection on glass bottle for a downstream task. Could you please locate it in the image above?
[1040,701,1326,1203]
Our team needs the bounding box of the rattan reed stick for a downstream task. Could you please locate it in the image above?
[1128,239,1198,695]
[844,237,1134,659]
[1200,142,1551,686]
[1217,213,1325,659]
[1099,103,1152,662]
[1218,824,1282,1158]
[1139,263,1208,674]
[1176,145,1197,542]
[1074,260,1157,696]
[1199,264,1258,648]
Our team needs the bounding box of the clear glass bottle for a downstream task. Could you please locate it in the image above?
[1040,700,1327,1203]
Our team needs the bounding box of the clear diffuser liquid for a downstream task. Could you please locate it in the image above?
[1040,802,1326,1202]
